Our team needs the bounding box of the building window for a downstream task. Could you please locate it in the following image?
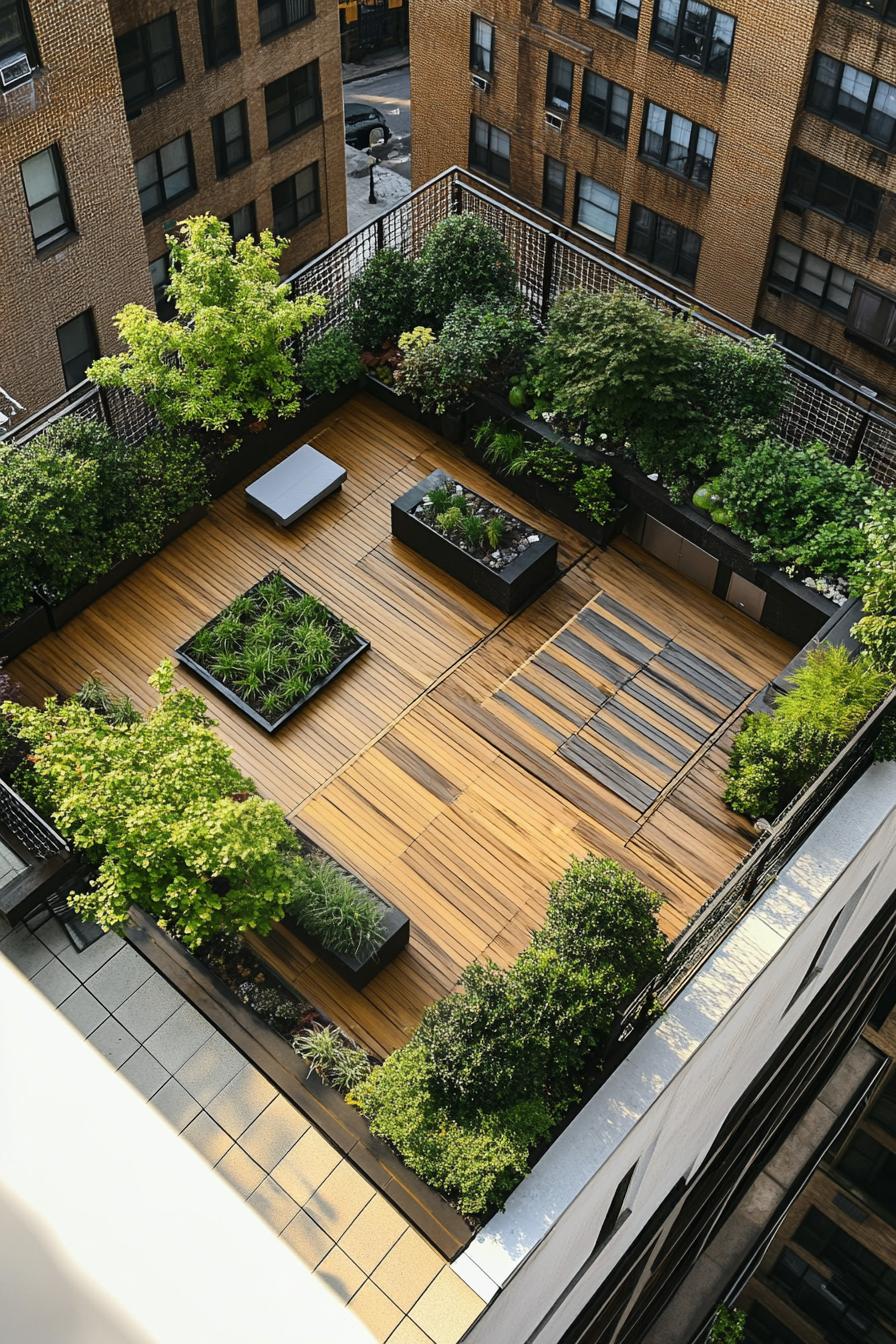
[56,310,98,390]
[264,62,322,147]
[0,0,39,65]
[590,0,640,38]
[149,253,174,320]
[774,1222,896,1337]
[628,203,702,283]
[227,200,257,243]
[768,237,857,317]
[580,71,631,145]
[258,0,314,42]
[651,0,735,79]
[135,134,195,217]
[836,0,896,21]
[848,282,896,354]
[115,14,182,116]
[212,101,250,177]
[271,161,320,234]
[783,149,881,234]
[546,53,574,113]
[542,156,566,215]
[640,102,716,186]
[836,1129,896,1218]
[575,174,619,240]
[469,115,511,181]
[807,52,896,150]
[470,15,494,74]
[198,0,240,67]
[20,144,75,251]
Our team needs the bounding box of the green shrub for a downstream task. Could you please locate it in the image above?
[74,676,142,727]
[574,464,615,525]
[709,1306,746,1344]
[397,299,535,414]
[525,440,579,487]
[413,215,519,327]
[298,329,363,397]
[89,215,326,431]
[715,435,873,580]
[350,1042,553,1217]
[725,647,890,819]
[2,660,295,948]
[348,247,418,352]
[695,332,790,439]
[294,1023,371,1092]
[851,491,896,675]
[288,854,384,957]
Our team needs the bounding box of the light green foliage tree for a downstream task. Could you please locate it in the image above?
[851,490,896,675]
[88,215,327,431]
[3,661,294,947]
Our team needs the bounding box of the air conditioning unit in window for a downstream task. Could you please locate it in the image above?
[869,147,888,169]
[0,50,32,89]
[471,73,490,93]
[544,111,566,132]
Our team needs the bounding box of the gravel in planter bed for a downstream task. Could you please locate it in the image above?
[176,571,369,732]
[413,477,545,572]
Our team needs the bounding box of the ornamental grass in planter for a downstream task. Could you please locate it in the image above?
[177,572,368,732]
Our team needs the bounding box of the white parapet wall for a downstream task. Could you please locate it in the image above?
[455,761,896,1344]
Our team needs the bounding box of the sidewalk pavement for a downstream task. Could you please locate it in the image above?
[342,48,409,85]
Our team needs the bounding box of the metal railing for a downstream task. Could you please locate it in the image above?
[5,166,896,485]
[0,778,68,863]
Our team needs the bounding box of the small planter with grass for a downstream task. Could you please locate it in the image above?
[176,571,369,732]
[392,469,559,613]
[282,828,410,989]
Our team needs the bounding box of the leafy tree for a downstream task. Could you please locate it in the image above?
[88,215,327,431]
[709,1306,746,1343]
[851,490,896,675]
[694,332,790,440]
[348,247,417,352]
[3,661,295,948]
[413,214,519,327]
[397,299,536,414]
[297,328,363,397]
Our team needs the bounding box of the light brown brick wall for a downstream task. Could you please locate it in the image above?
[0,0,152,415]
[411,0,896,399]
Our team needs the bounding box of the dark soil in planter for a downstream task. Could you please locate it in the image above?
[176,571,369,733]
[413,476,546,572]
[198,933,322,1042]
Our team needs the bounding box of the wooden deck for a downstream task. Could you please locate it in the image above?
[10,393,795,1057]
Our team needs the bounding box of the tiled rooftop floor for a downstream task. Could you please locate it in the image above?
[1,914,485,1343]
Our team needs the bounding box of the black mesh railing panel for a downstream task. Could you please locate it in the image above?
[0,780,67,862]
[104,386,161,446]
[858,418,896,487]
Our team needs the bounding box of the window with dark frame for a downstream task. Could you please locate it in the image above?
[651,0,736,80]
[807,51,896,150]
[640,101,716,185]
[590,0,640,37]
[546,52,574,113]
[198,0,240,67]
[227,200,257,243]
[470,14,494,74]
[768,236,857,317]
[774,1220,896,1336]
[0,0,39,65]
[628,203,702,283]
[212,100,250,177]
[836,0,896,21]
[264,62,321,147]
[56,310,98,390]
[135,134,195,217]
[469,115,511,181]
[149,253,174,320]
[271,161,320,234]
[783,149,881,233]
[846,283,896,353]
[575,173,620,240]
[580,71,631,145]
[542,156,566,215]
[115,13,182,116]
[20,144,75,251]
[258,0,314,42]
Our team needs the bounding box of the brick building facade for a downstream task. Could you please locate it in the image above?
[410,0,896,400]
[0,0,347,416]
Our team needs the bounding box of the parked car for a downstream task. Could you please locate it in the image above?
[344,102,392,150]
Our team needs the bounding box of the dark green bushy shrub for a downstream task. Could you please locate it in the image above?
[413,214,518,327]
[397,299,536,414]
[348,248,417,352]
[694,332,790,439]
[725,647,889,819]
[715,435,873,580]
[851,491,896,674]
[298,328,363,397]
[573,464,615,524]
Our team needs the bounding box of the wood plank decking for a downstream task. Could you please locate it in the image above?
[9,393,795,1058]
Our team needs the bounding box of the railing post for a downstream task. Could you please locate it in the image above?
[375,213,385,252]
[845,410,870,467]
[451,175,463,215]
[540,234,556,324]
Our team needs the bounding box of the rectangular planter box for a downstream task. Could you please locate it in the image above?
[284,899,410,991]
[364,374,473,443]
[0,602,51,660]
[38,504,208,632]
[175,573,369,734]
[392,469,559,614]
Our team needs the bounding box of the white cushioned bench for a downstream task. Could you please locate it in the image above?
[245,443,346,527]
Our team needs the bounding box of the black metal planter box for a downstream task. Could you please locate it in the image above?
[0,602,51,660]
[392,469,559,614]
[284,899,410,991]
[38,504,208,632]
[175,574,369,734]
[364,374,473,443]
